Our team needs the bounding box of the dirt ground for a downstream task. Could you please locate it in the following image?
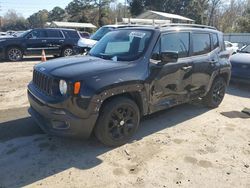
[0,58,250,188]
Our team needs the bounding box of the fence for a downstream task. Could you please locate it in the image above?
[224,33,250,48]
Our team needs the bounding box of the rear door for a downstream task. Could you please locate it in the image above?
[190,32,215,96]
[45,30,65,55]
[62,30,80,52]
[149,31,193,111]
[25,29,48,55]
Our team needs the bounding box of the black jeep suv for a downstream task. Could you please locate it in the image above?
[0,28,80,61]
[28,24,231,146]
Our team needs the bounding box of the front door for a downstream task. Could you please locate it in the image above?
[25,29,48,55]
[149,32,193,112]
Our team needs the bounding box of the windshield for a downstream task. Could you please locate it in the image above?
[89,29,152,62]
[240,45,250,53]
[15,30,31,38]
[90,27,114,41]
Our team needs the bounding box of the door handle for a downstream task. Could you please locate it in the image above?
[59,40,64,42]
[181,65,192,71]
[42,40,47,43]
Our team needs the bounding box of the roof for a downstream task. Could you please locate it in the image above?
[137,10,194,23]
[50,21,97,29]
[122,18,170,25]
[103,24,154,28]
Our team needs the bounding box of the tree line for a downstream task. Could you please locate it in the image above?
[0,0,249,32]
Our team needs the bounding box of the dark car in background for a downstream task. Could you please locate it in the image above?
[230,44,250,83]
[0,28,81,61]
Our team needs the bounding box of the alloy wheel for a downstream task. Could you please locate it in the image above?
[64,48,73,56]
[8,48,22,61]
[212,79,226,104]
[108,105,137,140]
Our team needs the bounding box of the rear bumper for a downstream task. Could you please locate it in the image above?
[28,90,98,139]
[0,47,4,60]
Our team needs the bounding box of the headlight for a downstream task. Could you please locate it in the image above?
[59,80,67,95]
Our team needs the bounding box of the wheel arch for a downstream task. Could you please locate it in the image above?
[205,70,230,95]
[91,84,149,118]
[100,92,147,117]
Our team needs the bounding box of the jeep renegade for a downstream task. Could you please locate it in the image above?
[28,24,231,146]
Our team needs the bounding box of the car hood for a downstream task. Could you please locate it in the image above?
[230,53,250,64]
[35,55,130,80]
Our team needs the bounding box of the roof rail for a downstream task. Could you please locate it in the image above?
[160,23,217,30]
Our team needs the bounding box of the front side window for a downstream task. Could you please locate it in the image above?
[161,32,190,58]
[89,29,152,61]
[192,33,211,55]
[28,30,47,39]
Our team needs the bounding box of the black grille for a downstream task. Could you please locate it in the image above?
[33,69,55,96]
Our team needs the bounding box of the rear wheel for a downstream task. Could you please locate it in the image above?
[94,97,140,147]
[7,47,23,61]
[203,77,226,108]
[62,47,73,57]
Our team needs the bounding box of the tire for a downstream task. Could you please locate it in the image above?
[203,77,226,108]
[7,47,23,61]
[61,47,73,57]
[94,97,140,147]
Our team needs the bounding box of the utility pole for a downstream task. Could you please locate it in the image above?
[0,2,2,30]
[124,0,126,18]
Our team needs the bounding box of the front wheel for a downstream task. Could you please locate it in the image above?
[94,97,140,147]
[7,47,23,61]
[203,77,227,108]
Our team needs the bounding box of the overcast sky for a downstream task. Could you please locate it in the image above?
[0,0,126,18]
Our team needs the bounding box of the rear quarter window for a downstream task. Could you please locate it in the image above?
[192,33,211,55]
[63,30,80,39]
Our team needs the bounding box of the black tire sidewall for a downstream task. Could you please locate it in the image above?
[204,77,226,108]
[95,97,140,147]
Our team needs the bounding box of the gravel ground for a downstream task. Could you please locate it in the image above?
[0,58,249,188]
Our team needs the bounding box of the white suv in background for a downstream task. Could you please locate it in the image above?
[225,41,239,55]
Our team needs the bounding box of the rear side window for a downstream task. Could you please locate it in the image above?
[63,30,80,39]
[192,33,211,55]
[46,30,63,38]
[161,32,190,58]
[212,33,219,49]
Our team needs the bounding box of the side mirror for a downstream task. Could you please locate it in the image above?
[160,51,178,64]
[26,34,32,39]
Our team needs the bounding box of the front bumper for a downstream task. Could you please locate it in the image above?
[28,89,98,139]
